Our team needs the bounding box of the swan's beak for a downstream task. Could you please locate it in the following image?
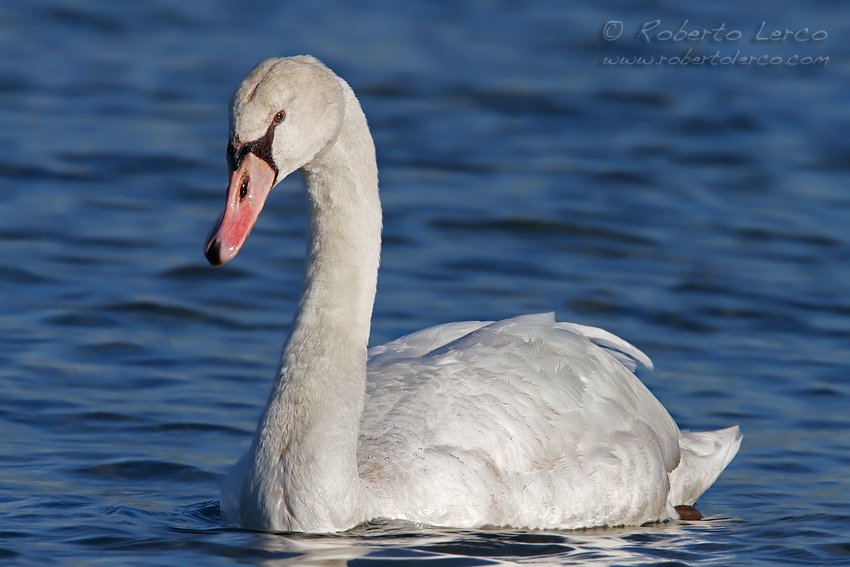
[204,153,276,266]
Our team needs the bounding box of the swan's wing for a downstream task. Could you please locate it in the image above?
[557,321,653,372]
[368,320,492,361]
[369,315,654,372]
[360,313,682,527]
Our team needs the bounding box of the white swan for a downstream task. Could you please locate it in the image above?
[204,56,741,533]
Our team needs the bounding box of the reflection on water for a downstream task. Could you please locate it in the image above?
[215,518,738,566]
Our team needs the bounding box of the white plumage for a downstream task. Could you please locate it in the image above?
[205,55,741,533]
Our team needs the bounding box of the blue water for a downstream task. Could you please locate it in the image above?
[2,1,849,565]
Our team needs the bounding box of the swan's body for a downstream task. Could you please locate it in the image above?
[205,56,741,533]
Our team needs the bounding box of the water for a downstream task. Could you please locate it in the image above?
[2,0,849,564]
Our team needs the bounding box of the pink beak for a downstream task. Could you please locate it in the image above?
[204,153,277,266]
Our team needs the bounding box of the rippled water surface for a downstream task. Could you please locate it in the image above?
[2,1,849,565]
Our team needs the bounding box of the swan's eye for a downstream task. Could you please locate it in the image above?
[273,110,285,124]
[239,177,249,201]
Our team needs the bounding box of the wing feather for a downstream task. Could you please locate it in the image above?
[359,313,682,526]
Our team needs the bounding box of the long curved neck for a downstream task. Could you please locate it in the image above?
[292,87,381,363]
[252,83,381,530]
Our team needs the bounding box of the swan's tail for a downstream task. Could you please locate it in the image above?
[667,426,742,508]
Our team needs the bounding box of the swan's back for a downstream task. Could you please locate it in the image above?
[359,313,689,528]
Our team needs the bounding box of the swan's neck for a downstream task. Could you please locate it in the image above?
[251,85,381,530]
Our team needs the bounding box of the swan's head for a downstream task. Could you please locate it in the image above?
[204,56,345,266]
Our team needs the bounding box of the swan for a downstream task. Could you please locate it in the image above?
[204,55,741,533]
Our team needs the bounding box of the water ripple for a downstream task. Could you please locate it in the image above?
[1,0,848,565]
[73,460,221,484]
